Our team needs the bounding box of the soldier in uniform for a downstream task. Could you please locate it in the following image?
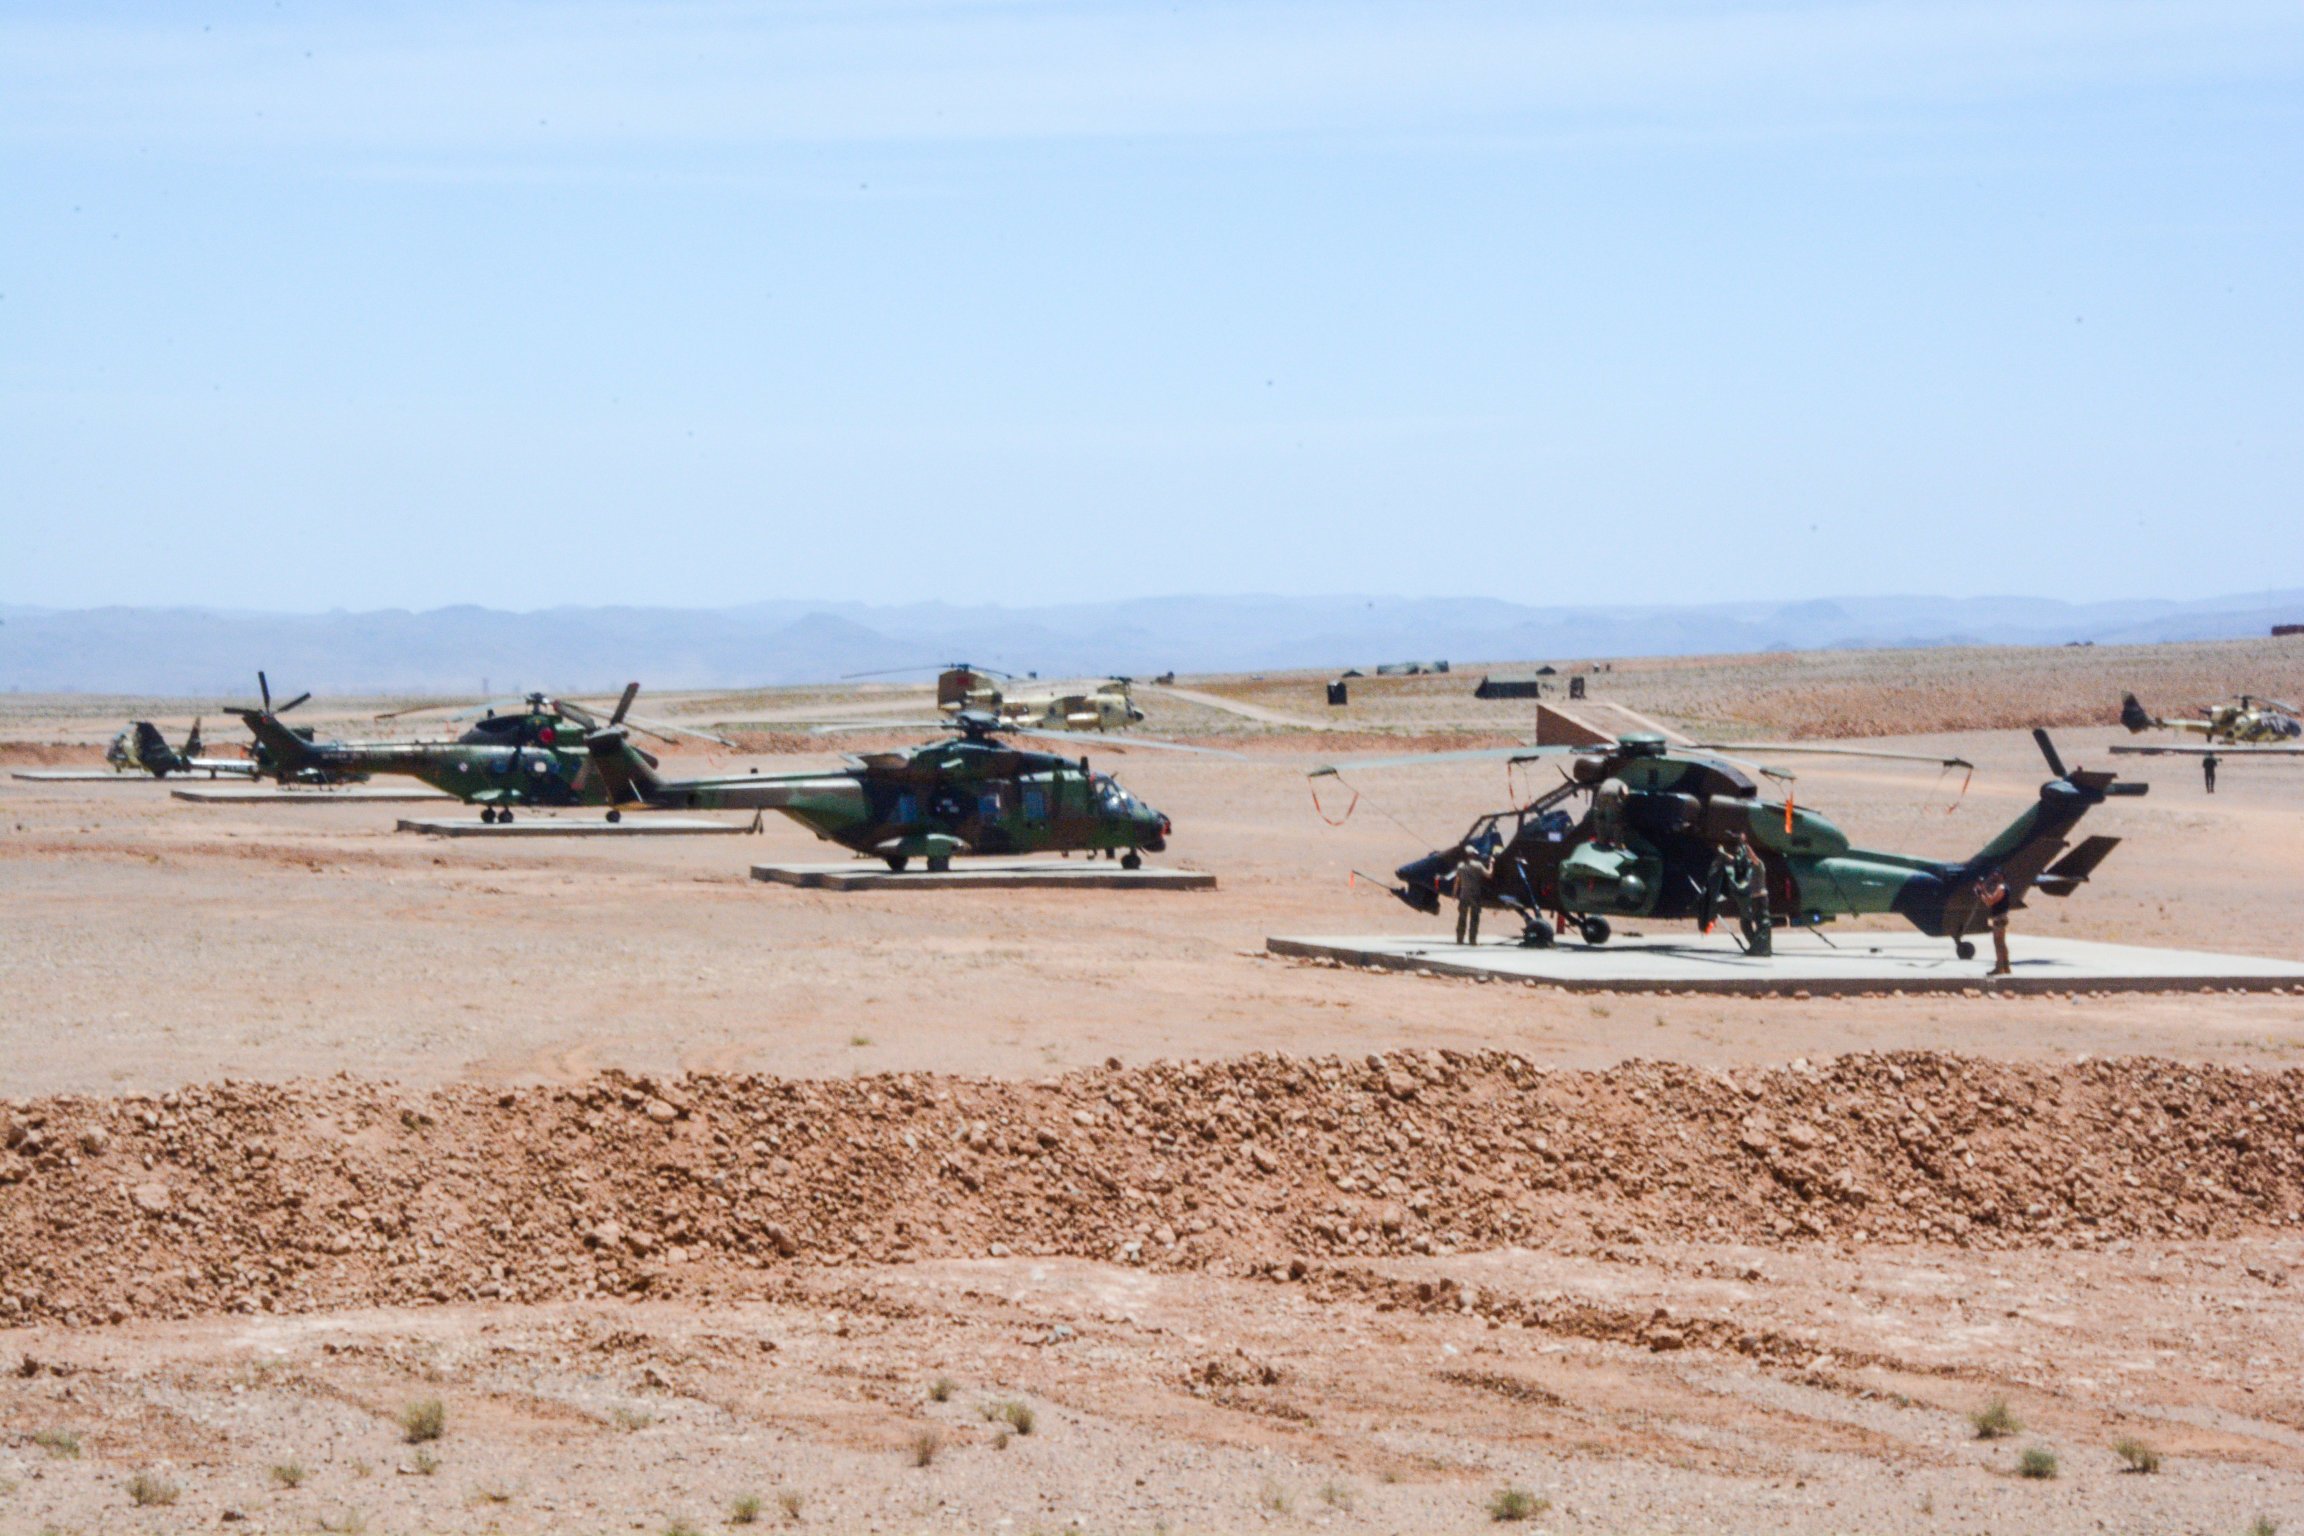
[1974,869,2012,976]
[1704,834,1771,956]
[1453,845,1490,945]
[2202,753,2219,794]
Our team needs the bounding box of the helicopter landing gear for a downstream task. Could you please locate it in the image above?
[884,855,910,873]
[1578,915,1612,946]
[1955,939,1976,961]
[606,809,622,824]
[927,855,952,873]
[499,809,514,824]
[1518,919,1554,949]
[1121,850,1142,871]
[480,807,497,823]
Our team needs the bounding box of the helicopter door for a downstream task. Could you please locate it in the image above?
[893,792,921,825]
[1021,778,1050,823]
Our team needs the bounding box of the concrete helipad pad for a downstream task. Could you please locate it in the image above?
[1267,931,2304,995]
[753,859,1215,891]
[398,816,754,837]
[174,785,453,804]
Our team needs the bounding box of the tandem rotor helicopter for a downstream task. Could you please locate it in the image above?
[1314,730,2142,958]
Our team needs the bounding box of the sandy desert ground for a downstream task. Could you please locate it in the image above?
[3,639,2303,1534]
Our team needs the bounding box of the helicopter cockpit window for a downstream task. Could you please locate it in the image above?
[1094,774,1139,813]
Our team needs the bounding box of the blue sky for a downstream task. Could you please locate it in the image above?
[2,1,2299,610]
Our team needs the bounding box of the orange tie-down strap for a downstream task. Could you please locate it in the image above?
[1310,775,1359,827]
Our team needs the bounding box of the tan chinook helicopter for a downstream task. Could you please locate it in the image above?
[846,664,1147,733]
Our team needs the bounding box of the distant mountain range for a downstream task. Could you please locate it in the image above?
[4,591,2300,696]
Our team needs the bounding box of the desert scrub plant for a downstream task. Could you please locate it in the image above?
[664,1522,702,1536]
[1318,1479,1355,1510]
[2249,1519,2278,1536]
[271,1460,308,1489]
[398,1397,446,1443]
[612,1406,654,1432]
[1489,1486,1548,1522]
[2017,1446,2059,1480]
[30,1428,79,1459]
[776,1489,805,1521]
[928,1375,957,1403]
[997,1400,1036,1436]
[126,1471,181,1507]
[410,1448,440,1476]
[910,1428,944,1467]
[2113,1436,2161,1473]
[316,1510,367,1535]
[1258,1478,1292,1515]
[1969,1398,2021,1440]
[729,1492,764,1524]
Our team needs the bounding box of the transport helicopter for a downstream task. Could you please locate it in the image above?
[843,663,1147,733]
[230,674,721,819]
[1315,731,2140,958]
[591,704,1214,869]
[2118,691,2302,746]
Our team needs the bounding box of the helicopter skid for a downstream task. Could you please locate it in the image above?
[752,859,1214,891]
[1265,932,2304,996]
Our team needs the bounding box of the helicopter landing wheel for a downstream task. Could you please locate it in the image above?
[1955,939,1976,961]
[606,809,622,824]
[499,809,514,824]
[927,855,952,873]
[1578,915,1612,946]
[885,855,909,873]
[1519,922,1554,949]
[480,807,497,823]
[1121,850,1142,871]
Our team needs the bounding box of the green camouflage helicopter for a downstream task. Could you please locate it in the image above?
[592,702,1208,869]
[241,679,1197,866]
[231,674,723,819]
[1318,730,2139,958]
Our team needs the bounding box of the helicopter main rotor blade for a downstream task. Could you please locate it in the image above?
[624,713,737,748]
[274,691,311,715]
[258,671,272,711]
[608,681,640,728]
[1309,744,1572,777]
[1685,742,1974,770]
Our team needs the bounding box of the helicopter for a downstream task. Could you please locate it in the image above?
[229,675,723,819]
[578,703,1209,869]
[843,663,1148,733]
[105,718,259,779]
[2118,691,2302,747]
[1315,730,2141,959]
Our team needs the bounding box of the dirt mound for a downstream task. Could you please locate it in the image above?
[3,1052,2298,1327]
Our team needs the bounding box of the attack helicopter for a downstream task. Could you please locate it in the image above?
[590,704,1210,869]
[1316,731,2140,959]
[230,674,722,819]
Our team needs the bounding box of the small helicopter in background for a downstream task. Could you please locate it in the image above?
[105,718,257,779]
[847,663,1147,733]
[231,675,723,819]
[2113,692,2304,789]
[1316,731,2139,959]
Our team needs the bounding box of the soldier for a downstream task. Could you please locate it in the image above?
[2203,753,2219,794]
[1591,776,1629,848]
[1705,834,1771,956]
[1453,845,1490,945]
[1974,869,2012,976]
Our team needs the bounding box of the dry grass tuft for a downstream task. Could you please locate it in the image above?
[2017,1446,2059,1480]
[1489,1486,1547,1522]
[729,1492,764,1524]
[1969,1398,2021,1440]
[127,1470,181,1507]
[928,1375,957,1403]
[398,1397,447,1443]
[31,1428,80,1459]
[777,1489,806,1521]
[2113,1436,2161,1473]
[910,1427,944,1467]
[272,1460,308,1488]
